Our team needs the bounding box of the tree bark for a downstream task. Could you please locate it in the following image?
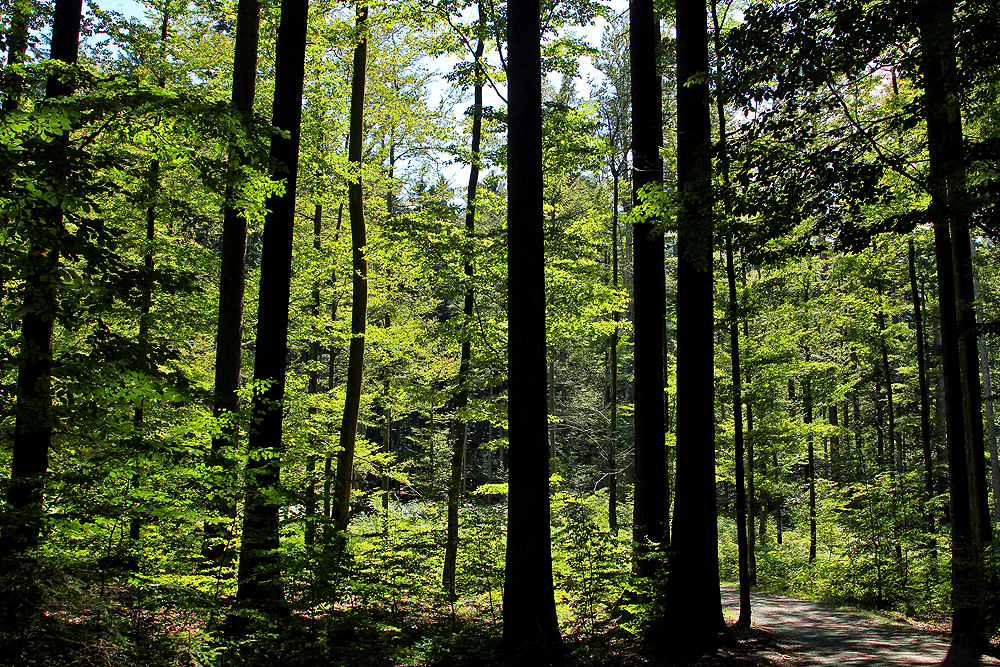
[711,0,750,625]
[234,0,308,614]
[909,238,938,559]
[664,0,723,651]
[919,0,990,643]
[4,0,83,557]
[332,2,369,537]
[443,18,485,597]
[204,0,261,566]
[502,0,561,655]
[629,0,667,583]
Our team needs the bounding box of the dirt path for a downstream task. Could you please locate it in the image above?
[719,585,1000,666]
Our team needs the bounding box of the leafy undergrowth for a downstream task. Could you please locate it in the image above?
[2,587,801,667]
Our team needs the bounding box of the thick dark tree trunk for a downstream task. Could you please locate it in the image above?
[332,3,369,537]
[629,0,667,583]
[502,0,561,655]
[204,0,261,566]
[3,0,83,558]
[919,0,991,644]
[443,20,485,597]
[664,0,723,651]
[234,0,308,614]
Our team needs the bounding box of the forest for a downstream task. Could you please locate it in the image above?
[1,0,999,664]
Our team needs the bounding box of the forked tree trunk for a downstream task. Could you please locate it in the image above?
[332,3,369,536]
[204,0,260,566]
[234,0,308,614]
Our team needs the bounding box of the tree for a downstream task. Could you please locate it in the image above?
[204,0,261,567]
[628,0,667,584]
[234,0,309,616]
[443,0,486,598]
[3,0,83,558]
[502,0,561,655]
[331,0,369,537]
[663,0,724,653]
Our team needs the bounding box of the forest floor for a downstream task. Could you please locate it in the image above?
[718,584,1000,666]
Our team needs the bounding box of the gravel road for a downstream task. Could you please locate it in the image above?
[719,585,1000,666]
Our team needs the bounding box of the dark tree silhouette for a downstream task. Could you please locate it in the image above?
[628,0,667,581]
[235,0,309,613]
[502,0,561,656]
[332,1,370,535]
[204,0,261,566]
[664,0,725,652]
[4,0,83,557]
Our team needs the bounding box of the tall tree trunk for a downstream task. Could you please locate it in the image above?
[909,238,938,561]
[971,244,1000,522]
[3,0,83,558]
[629,0,667,583]
[609,163,621,535]
[876,281,897,470]
[304,202,322,551]
[322,202,344,537]
[204,0,261,566]
[711,0,750,626]
[234,0,308,615]
[332,3,369,536]
[919,0,990,643]
[502,0,561,654]
[443,20,485,597]
[129,1,171,558]
[665,0,722,651]
[805,377,816,561]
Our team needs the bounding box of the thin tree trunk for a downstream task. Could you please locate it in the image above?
[971,244,1000,522]
[805,377,816,561]
[443,20,485,597]
[204,0,260,566]
[503,0,561,654]
[609,163,620,535]
[332,3,369,537]
[304,203,322,551]
[233,0,308,615]
[876,281,897,470]
[712,0,749,625]
[909,238,938,560]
